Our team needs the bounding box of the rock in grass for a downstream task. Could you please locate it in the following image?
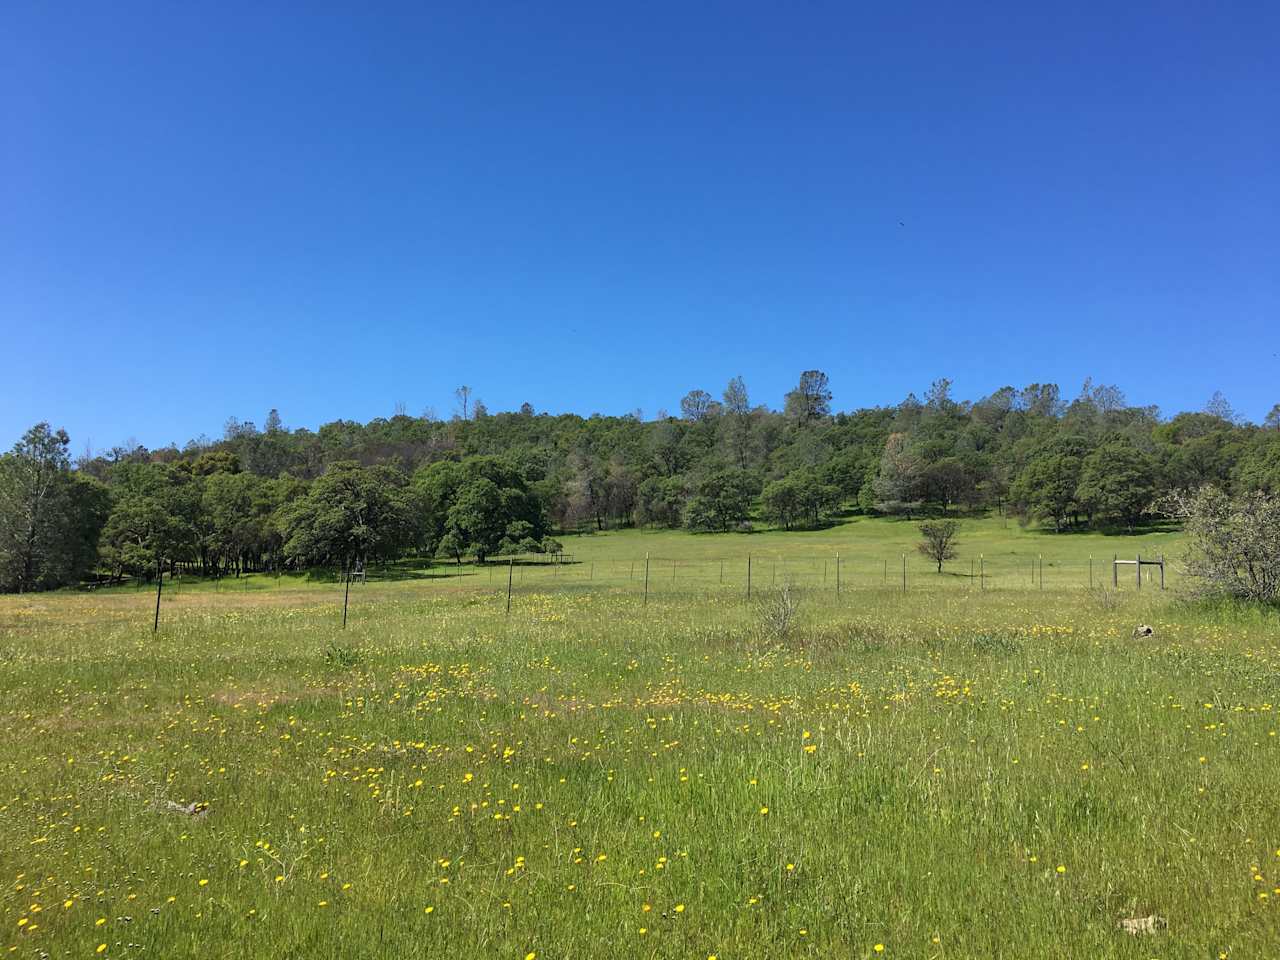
[1117,914,1167,935]
[156,799,210,818]
[1132,623,1155,638]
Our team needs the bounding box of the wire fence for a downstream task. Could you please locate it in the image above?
[143,550,1171,632]
[474,550,1168,604]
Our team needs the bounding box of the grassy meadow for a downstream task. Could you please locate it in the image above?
[2,516,1279,958]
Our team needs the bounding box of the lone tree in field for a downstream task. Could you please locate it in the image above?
[1164,486,1280,604]
[917,519,960,573]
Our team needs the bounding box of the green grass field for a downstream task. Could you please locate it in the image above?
[2,516,1278,958]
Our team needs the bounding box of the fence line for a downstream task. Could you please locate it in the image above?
[142,548,1173,631]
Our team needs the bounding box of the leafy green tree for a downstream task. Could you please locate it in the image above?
[201,471,280,575]
[413,456,546,556]
[684,468,756,532]
[761,475,806,530]
[190,450,241,476]
[1009,438,1088,531]
[635,476,686,528]
[1163,432,1242,492]
[762,470,840,529]
[0,424,68,590]
[278,461,421,568]
[0,424,110,591]
[1236,433,1280,495]
[99,462,201,579]
[1075,439,1158,531]
[499,519,543,555]
[921,457,974,512]
[444,477,507,562]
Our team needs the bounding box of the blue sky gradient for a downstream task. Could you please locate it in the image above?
[2,1,1277,450]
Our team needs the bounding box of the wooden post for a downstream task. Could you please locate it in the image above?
[1039,554,1043,591]
[747,554,752,599]
[672,559,677,582]
[153,556,163,633]
[342,563,351,629]
[1160,554,1165,590]
[1088,555,1092,589]
[720,559,724,584]
[836,552,841,595]
[506,557,514,616]
[589,561,594,581]
[643,554,650,606]
[1136,553,1141,591]
[902,553,907,593]
[980,554,984,590]
[883,558,887,584]
[1112,553,1118,588]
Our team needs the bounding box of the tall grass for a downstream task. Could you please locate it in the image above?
[1,522,1276,958]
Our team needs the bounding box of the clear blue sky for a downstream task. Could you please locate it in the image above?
[3,1,1277,451]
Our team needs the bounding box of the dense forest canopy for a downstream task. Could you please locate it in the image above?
[2,373,1279,592]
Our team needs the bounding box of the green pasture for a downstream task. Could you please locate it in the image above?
[2,516,1278,959]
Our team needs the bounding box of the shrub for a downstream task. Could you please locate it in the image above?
[753,583,801,643]
[323,640,364,669]
[1164,486,1280,604]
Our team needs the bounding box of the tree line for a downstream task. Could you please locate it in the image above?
[2,372,1278,592]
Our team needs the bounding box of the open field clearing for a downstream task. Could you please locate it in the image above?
[2,523,1278,958]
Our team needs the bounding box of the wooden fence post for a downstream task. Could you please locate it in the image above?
[342,562,351,629]
[506,557,514,616]
[643,554,650,606]
[836,552,841,596]
[153,556,163,633]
